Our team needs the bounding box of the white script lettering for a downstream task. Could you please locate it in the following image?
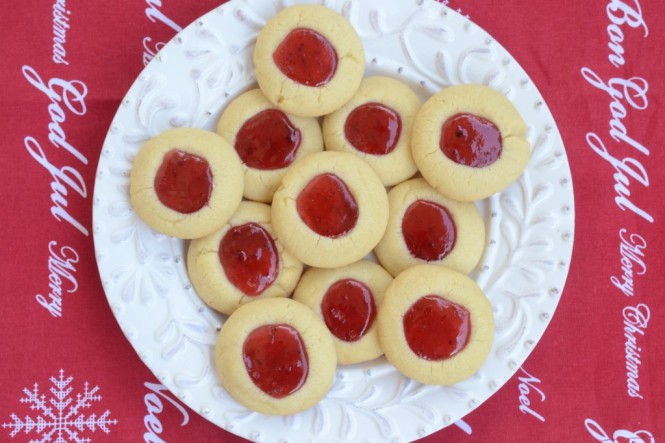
[581,67,651,223]
[517,367,545,422]
[584,133,651,223]
[581,68,649,152]
[142,1,182,66]
[25,137,88,236]
[607,0,648,38]
[22,65,88,162]
[35,241,79,317]
[581,12,652,224]
[585,417,654,443]
[623,304,649,399]
[142,37,166,67]
[453,419,472,435]
[145,0,182,33]
[52,0,71,65]
[606,0,648,67]
[143,382,190,443]
[22,65,89,236]
[610,229,647,296]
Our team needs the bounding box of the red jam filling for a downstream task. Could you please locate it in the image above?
[242,324,309,399]
[321,279,377,342]
[218,222,279,296]
[296,173,359,238]
[401,200,457,262]
[440,113,502,167]
[273,28,338,87]
[344,103,402,155]
[403,295,471,361]
[235,109,302,170]
[154,149,213,214]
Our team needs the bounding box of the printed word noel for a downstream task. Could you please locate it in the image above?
[143,382,190,443]
[517,367,546,422]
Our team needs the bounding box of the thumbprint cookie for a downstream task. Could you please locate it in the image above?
[293,260,392,365]
[411,84,530,201]
[374,178,485,276]
[253,4,365,117]
[378,265,494,386]
[322,76,420,186]
[187,201,303,315]
[215,297,336,415]
[129,128,243,239]
[216,89,323,203]
[271,151,389,268]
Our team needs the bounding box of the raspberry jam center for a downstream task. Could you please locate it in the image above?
[273,28,338,87]
[154,149,213,214]
[296,173,359,238]
[235,109,302,170]
[401,200,457,262]
[218,222,279,296]
[344,103,402,155]
[403,295,471,361]
[440,113,502,167]
[242,324,309,398]
[321,279,377,342]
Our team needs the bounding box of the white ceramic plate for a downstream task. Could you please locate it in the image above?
[93,0,575,441]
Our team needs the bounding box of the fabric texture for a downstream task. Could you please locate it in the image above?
[1,1,663,442]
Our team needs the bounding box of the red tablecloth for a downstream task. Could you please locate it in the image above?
[2,1,663,442]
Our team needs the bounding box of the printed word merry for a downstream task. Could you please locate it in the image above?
[611,229,646,297]
[53,0,71,65]
[22,65,89,236]
[585,418,654,443]
[35,241,79,318]
[623,303,649,399]
[143,0,182,66]
[517,367,545,422]
[143,382,190,443]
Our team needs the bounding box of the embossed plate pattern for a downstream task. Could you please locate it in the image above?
[92,0,575,441]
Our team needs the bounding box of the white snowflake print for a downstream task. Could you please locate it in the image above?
[2,369,118,443]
